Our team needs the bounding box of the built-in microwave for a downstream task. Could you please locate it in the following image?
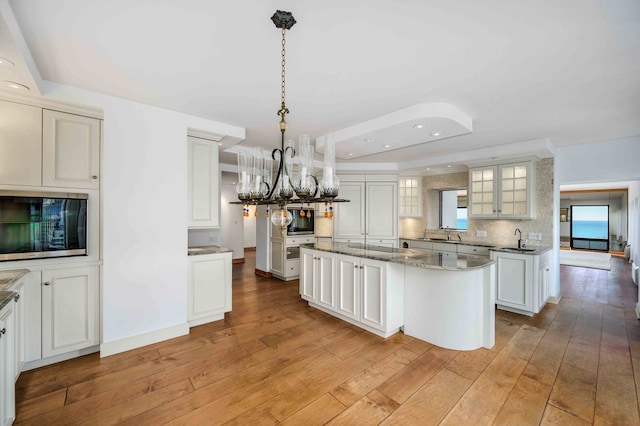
[0,190,88,261]
[286,207,315,235]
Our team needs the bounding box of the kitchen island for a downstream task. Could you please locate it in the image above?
[299,242,496,350]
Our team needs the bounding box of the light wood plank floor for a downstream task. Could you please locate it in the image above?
[14,251,640,425]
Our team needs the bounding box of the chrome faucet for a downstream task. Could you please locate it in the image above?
[515,228,524,248]
[457,233,462,241]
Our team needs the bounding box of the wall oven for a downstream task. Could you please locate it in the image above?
[0,190,88,261]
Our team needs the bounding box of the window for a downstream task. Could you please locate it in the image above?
[570,205,609,251]
[399,177,421,217]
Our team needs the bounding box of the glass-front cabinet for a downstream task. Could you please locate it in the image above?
[469,161,535,219]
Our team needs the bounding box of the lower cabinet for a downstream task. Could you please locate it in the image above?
[188,252,232,327]
[0,301,15,426]
[300,248,403,337]
[491,250,551,316]
[41,266,100,358]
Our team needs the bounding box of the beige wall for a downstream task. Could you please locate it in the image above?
[400,158,554,247]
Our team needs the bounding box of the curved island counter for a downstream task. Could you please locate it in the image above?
[299,242,495,351]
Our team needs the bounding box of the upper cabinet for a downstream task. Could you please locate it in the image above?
[0,100,42,186]
[188,136,220,228]
[333,175,398,246]
[0,100,101,189]
[469,161,535,219]
[43,110,101,189]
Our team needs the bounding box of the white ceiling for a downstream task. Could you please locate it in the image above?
[1,0,639,170]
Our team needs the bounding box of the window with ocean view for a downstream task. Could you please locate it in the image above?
[571,205,609,240]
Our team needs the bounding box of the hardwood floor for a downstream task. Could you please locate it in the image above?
[14,251,640,425]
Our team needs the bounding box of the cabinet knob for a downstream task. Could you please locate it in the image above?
[92,175,98,179]
[44,281,51,286]
[14,294,20,302]
[0,328,5,335]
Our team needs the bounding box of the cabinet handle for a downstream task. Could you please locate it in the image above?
[92,175,98,179]
[14,294,20,302]
[0,328,5,335]
[44,281,51,286]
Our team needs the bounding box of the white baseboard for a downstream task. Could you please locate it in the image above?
[100,322,189,358]
[635,303,640,320]
[548,294,562,304]
[23,346,99,371]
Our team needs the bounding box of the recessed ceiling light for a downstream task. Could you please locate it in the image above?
[426,168,431,171]
[364,138,373,143]
[383,144,391,148]
[413,124,424,129]
[218,142,223,146]
[0,57,15,67]
[430,131,441,137]
[447,165,452,168]
[3,81,29,91]
[348,153,354,156]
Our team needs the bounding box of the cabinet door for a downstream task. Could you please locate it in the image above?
[361,258,386,331]
[499,162,532,218]
[41,266,100,358]
[366,181,398,240]
[188,136,220,228]
[469,166,497,218]
[336,255,360,321]
[334,182,365,239]
[300,249,316,301]
[495,254,533,311]
[270,239,285,276]
[42,110,101,189]
[13,281,25,379]
[188,253,231,321]
[0,303,15,426]
[315,252,336,311]
[0,100,42,186]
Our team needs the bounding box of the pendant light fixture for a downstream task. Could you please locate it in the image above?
[233,10,347,228]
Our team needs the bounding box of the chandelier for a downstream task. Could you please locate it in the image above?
[235,10,347,228]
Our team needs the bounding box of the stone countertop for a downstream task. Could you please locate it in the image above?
[489,246,552,255]
[0,269,29,291]
[302,242,495,271]
[399,237,496,248]
[188,246,233,256]
[0,269,29,310]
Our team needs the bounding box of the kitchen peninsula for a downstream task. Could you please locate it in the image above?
[299,242,496,351]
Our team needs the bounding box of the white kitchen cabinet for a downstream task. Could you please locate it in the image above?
[491,249,550,316]
[301,249,404,338]
[469,161,535,219]
[299,248,336,311]
[271,236,314,281]
[334,176,398,246]
[11,278,25,380]
[336,255,360,321]
[0,300,15,426]
[0,99,42,186]
[333,182,365,242]
[188,252,232,327]
[42,109,101,189]
[41,266,100,358]
[432,242,457,253]
[188,135,220,229]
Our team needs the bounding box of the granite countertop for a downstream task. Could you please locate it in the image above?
[400,237,552,255]
[188,246,233,256]
[400,237,496,248]
[489,246,552,255]
[0,269,28,311]
[302,242,495,271]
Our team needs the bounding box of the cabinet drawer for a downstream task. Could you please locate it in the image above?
[457,245,490,256]
[410,240,433,250]
[432,242,457,252]
[287,236,314,246]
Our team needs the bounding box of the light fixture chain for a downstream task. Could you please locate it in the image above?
[281,26,286,107]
